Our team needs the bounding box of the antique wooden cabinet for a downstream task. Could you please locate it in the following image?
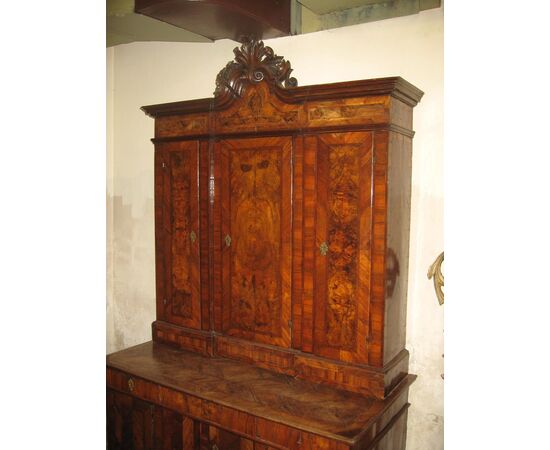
[107,39,423,450]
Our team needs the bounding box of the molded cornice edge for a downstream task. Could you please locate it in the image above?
[142,76,424,117]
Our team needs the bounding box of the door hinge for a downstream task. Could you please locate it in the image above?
[209,176,215,200]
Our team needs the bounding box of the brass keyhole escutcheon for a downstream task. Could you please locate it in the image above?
[190,230,197,244]
[225,234,232,247]
[128,378,135,392]
[320,242,328,256]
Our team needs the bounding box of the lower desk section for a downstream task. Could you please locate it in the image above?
[107,341,415,450]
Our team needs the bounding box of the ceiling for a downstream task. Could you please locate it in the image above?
[299,0,392,15]
[107,0,441,47]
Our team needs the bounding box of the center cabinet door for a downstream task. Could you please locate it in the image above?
[214,136,292,348]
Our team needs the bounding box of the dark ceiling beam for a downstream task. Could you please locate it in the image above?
[134,0,292,42]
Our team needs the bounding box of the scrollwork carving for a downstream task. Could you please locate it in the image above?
[214,38,298,100]
[427,251,444,305]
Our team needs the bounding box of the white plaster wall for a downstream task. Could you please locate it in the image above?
[107,7,443,449]
[107,46,116,353]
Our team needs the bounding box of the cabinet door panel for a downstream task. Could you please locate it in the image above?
[200,423,254,450]
[106,390,153,450]
[158,141,202,329]
[107,389,191,450]
[107,389,135,449]
[310,132,373,364]
[215,137,292,348]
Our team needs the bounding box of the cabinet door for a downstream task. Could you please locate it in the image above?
[200,423,254,450]
[107,389,187,450]
[157,141,202,329]
[307,132,373,364]
[214,137,292,348]
[107,389,153,450]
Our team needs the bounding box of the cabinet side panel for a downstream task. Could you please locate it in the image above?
[383,132,412,364]
[389,98,413,131]
[366,407,408,450]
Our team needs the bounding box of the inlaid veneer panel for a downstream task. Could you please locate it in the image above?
[309,131,373,364]
[155,112,209,138]
[157,141,202,330]
[215,136,292,348]
[214,83,306,135]
[306,96,389,129]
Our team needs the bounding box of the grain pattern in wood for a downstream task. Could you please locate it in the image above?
[312,132,373,364]
[149,103,417,396]
[142,77,423,119]
[155,147,167,322]
[291,136,304,350]
[306,96,389,129]
[107,388,184,450]
[199,141,211,331]
[107,341,415,448]
[156,113,209,138]
[152,320,213,356]
[156,141,202,330]
[300,135,317,354]
[203,424,255,450]
[215,83,306,135]
[367,131,388,367]
[212,332,409,398]
[216,136,292,348]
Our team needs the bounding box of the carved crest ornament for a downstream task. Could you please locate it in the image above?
[214,38,298,101]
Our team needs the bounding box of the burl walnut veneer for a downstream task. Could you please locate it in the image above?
[107,39,423,450]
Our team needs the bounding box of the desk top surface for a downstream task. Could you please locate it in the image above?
[107,341,414,444]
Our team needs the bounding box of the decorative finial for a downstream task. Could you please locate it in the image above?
[214,38,298,100]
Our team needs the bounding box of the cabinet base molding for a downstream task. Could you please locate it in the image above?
[152,320,408,399]
[107,341,415,450]
[153,320,214,356]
